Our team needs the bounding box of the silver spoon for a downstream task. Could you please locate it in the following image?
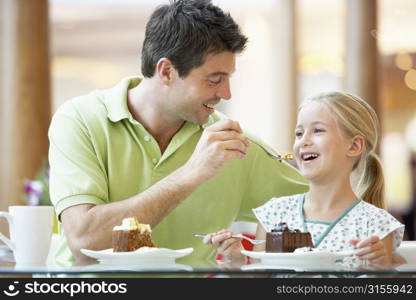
[248,139,293,162]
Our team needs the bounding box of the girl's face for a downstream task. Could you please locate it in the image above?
[293,102,354,183]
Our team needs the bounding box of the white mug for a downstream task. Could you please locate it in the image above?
[0,206,54,266]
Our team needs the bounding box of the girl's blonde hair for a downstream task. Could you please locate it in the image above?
[301,91,385,209]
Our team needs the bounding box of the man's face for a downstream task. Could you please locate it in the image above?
[167,51,236,125]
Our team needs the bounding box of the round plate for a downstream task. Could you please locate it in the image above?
[80,247,193,265]
[241,249,353,267]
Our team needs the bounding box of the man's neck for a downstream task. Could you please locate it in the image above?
[127,78,184,152]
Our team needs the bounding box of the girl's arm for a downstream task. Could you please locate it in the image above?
[202,229,245,261]
[203,222,267,261]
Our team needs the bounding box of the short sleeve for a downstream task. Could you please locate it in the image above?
[367,207,405,251]
[252,198,281,232]
[48,102,108,218]
[252,195,302,232]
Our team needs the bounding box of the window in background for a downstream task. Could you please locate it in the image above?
[378,0,416,211]
[50,0,157,111]
[297,0,345,101]
[218,0,298,152]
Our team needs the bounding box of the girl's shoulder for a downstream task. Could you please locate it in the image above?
[355,200,393,217]
[253,193,305,232]
[264,193,305,208]
[353,200,402,226]
[253,193,304,216]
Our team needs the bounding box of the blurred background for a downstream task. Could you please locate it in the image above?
[0,0,415,239]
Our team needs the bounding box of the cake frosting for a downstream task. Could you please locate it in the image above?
[113,217,151,233]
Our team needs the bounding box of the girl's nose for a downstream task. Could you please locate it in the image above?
[300,133,313,146]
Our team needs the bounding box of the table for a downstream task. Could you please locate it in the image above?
[1,253,416,277]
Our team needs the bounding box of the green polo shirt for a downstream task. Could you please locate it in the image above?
[48,76,308,266]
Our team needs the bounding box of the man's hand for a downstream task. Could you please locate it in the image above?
[184,119,250,183]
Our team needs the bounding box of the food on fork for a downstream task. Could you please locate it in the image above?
[266,222,313,253]
[112,217,156,252]
[281,153,293,160]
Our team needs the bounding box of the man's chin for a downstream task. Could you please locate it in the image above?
[186,115,210,126]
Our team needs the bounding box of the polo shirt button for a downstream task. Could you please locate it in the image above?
[152,158,158,164]
[144,135,151,142]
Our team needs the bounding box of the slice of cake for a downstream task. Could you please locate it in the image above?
[112,217,156,252]
[266,222,313,253]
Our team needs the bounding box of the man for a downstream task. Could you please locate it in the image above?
[49,0,308,266]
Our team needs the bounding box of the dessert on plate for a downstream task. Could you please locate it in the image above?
[112,217,156,252]
[266,222,313,253]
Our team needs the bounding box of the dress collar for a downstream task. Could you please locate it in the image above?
[299,193,362,247]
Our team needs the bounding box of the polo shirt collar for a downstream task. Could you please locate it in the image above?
[202,114,217,129]
[103,76,142,123]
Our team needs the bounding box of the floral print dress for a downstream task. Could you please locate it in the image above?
[253,193,405,268]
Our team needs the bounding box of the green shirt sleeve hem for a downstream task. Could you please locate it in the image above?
[55,194,106,219]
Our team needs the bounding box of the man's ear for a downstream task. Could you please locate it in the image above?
[155,58,178,85]
[347,135,365,158]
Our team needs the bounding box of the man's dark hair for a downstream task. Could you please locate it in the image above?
[141,0,248,78]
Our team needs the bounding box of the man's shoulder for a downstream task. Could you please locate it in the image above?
[54,90,108,120]
[53,76,140,125]
[49,89,113,141]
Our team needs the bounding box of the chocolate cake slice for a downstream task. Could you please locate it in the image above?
[266,222,313,253]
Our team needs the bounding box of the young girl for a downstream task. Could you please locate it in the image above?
[204,91,404,266]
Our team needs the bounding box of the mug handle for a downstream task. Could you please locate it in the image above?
[0,212,16,251]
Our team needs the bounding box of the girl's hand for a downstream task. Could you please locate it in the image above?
[202,229,244,261]
[349,235,391,264]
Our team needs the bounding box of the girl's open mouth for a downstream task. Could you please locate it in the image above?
[301,153,320,162]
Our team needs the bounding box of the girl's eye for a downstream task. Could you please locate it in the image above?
[314,128,325,133]
[295,131,303,137]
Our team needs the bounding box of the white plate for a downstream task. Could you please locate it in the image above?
[76,262,193,272]
[80,247,193,265]
[395,264,416,272]
[241,262,343,272]
[241,249,353,268]
[396,241,416,264]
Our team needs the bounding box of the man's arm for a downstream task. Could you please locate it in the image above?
[61,120,250,262]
